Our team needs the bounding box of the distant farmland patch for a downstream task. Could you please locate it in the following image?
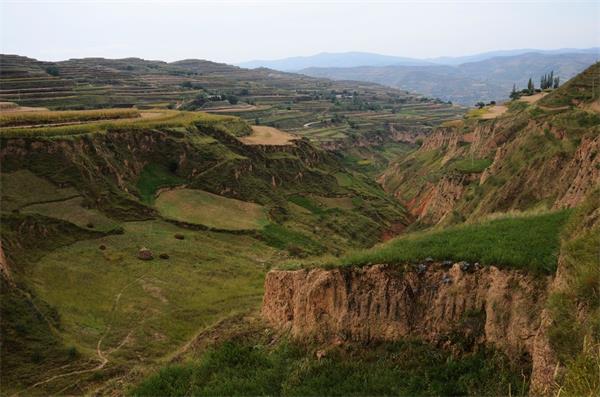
[240,125,298,145]
[155,188,269,230]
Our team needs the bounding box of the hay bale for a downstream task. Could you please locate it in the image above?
[137,247,153,260]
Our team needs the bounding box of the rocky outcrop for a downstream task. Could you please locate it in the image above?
[263,263,548,360]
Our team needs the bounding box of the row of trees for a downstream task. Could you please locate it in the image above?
[540,71,560,90]
[509,71,561,99]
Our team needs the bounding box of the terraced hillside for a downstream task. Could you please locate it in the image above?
[0,109,411,395]
[0,55,463,150]
[380,62,600,227]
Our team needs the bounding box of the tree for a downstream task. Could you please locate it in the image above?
[527,78,534,94]
[510,84,519,100]
[541,74,547,90]
[476,101,485,109]
[45,66,60,76]
[554,76,560,89]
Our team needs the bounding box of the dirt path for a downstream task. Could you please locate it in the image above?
[517,92,547,104]
[303,120,322,128]
[203,104,269,113]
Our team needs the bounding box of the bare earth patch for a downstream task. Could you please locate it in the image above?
[518,92,547,104]
[240,126,298,146]
[480,105,508,119]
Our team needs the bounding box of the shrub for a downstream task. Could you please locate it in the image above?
[45,66,60,76]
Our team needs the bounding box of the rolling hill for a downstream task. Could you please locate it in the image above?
[1,56,598,397]
[301,52,599,105]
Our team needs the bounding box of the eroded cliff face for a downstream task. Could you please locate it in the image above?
[263,263,548,359]
[380,111,600,225]
[0,126,338,217]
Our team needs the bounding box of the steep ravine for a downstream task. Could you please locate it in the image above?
[262,263,557,395]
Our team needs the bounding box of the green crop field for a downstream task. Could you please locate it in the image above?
[155,189,270,230]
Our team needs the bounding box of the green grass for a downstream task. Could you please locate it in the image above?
[448,157,492,174]
[155,189,269,230]
[260,224,324,257]
[339,210,571,275]
[130,338,528,397]
[288,195,324,215]
[16,220,277,394]
[136,163,186,204]
[546,189,600,396]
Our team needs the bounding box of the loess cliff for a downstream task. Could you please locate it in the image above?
[263,263,548,366]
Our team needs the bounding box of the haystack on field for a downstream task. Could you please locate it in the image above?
[240,125,298,145]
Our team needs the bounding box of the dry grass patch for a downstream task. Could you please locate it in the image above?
[155,188,269,230]
[480,105,508,119]
[0,108,140,127]
[240,126,297,146]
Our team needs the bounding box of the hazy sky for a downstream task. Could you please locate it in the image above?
[1,0,599,64]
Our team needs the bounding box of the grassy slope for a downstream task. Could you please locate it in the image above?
[14,220,275,395]
[130,337,528,397]
[288,210,571,275]
[155,189,269,230]
[547,189,600,396]
[22,197,122,233]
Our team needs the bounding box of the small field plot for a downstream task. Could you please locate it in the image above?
[155,188,269,230]
[239,125,297,145]
[22,197,121,232]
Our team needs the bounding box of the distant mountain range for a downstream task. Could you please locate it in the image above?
[297,51,599,105]
[237,52,431,70]
[237,48,599,71]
